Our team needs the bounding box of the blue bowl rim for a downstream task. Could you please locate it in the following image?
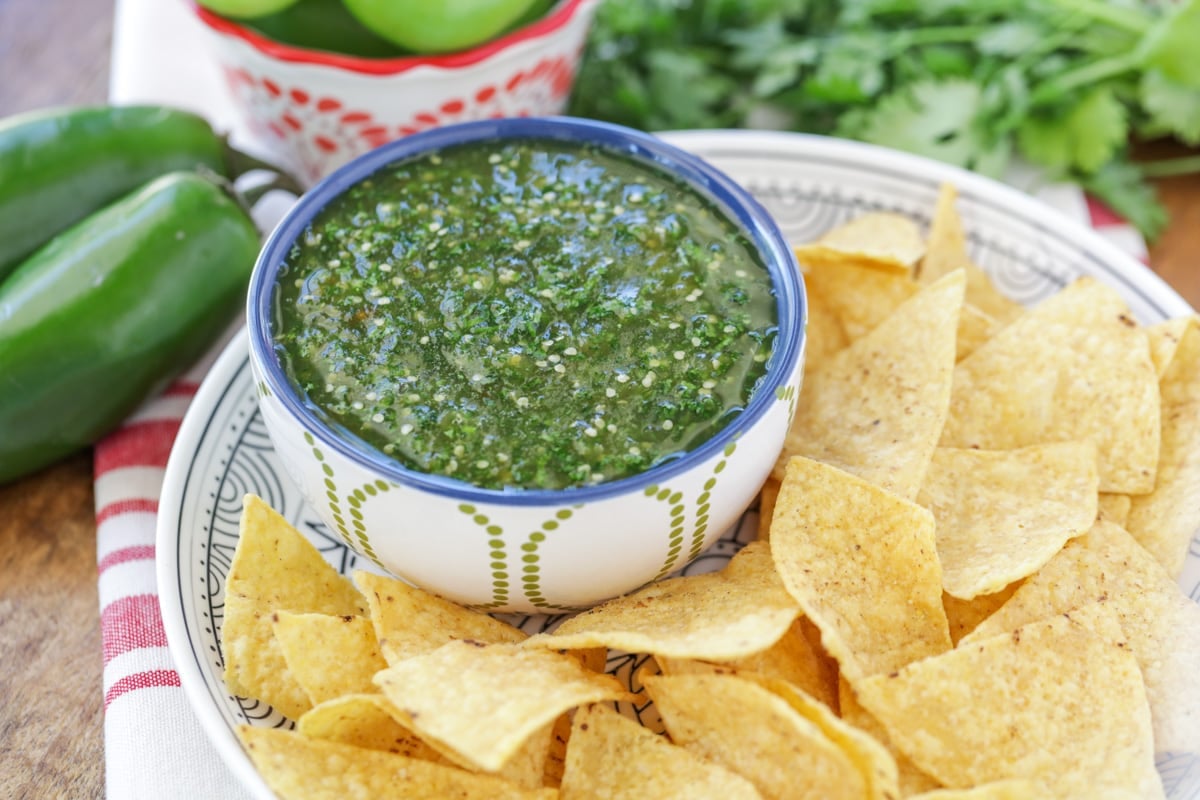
[248,116,807,506]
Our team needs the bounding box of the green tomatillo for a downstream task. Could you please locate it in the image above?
[197,0,303,20]
[341,0,542,53]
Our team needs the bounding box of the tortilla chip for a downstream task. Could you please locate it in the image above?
[758,677,900,800]
[543,714,573,788]
[222,494,367,720]
[771,456,951,681]
[804,280,851,372]
[940,277,1161,494]
[772,270,965,500]
[942,585,1020,646]
[304,685,552,789]
[964,520,1200,754]
[523,541,799,661]
[373,641,629,772]
[803,258,918,341]
[273,613,387,705]
[803,254,994,364]
[1098,493,1132,527]
[559,704,762,800]
[793,243,905,275]
[757,478,780,542]
[816,211,926,271]
[1127,321,1200,575]
[908,781,1043,799]
[238,726,555,799]
[838,681,943,796]
[657,618,839,710]
[918,183,1021,323]
[1146,316,1197,378]
[856,612,1161,797]
[645,673,869,800]
[955,303,999,362]
[354,570,525,665]
[298,694,448,762]
[917,442,1098,599]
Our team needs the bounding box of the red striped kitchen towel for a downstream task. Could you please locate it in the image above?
[92,198,1146,799]
[95,341,255,800]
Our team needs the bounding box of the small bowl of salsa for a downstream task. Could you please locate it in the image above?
[247,117,806,612]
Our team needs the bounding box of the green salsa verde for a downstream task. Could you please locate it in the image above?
[274,138,777,490]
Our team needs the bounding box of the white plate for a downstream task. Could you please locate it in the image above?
[158,130,1200,799]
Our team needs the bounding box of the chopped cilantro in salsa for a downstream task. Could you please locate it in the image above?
[274,138,776,490]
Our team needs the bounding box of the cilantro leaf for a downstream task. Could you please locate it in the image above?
[1142,0,1200,87]
[569,0,1200,239]
[1017,86,1128,174]
[1080,160,1168,242]
[1140,69,1200,144]
[847,79,1008,175]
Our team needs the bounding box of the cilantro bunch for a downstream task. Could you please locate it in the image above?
[569,0,1200,238]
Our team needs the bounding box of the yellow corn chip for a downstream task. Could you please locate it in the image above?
[559,704,762,800]
[964,520,1200,754]
[373,641,630,772]
[908,780,1043,799]
[1127,321,1200,575]
[757,478,780,542]
[273,613,387,705]
[942,585,1020,645]
[492,723,555,791]
[917,442,1098,599]
[804,280,851,372]
[856,612,1161,797]
[918,183,1021,323]
[772,270,965,500]
[238,726,556,799]
[657,618,838,710]
[543,714,574,788]
[1146,316,1197,378]
[523,541,799,661]
[940,277,1161,494]
[955,303,1000,362]
[816,211,926,272]
[298,694,448,763]
[1098,493,1132,527]
[803,251,994,364]
[299,690,553,790]
[793,244,910,280]
[645,673,869,800]
[771,456,951,681]
[838,681,943,796]
[803,258,918,340]
[757,677,900,800]
[222,494,367,720]
[354,570,525,665]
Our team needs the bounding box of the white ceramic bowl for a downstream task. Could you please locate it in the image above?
[193,0,599,185]
[246,117,807,612]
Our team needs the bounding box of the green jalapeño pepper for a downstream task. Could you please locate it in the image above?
[0,172,261,484]
[342,0,542,53]
[0,105,230,282]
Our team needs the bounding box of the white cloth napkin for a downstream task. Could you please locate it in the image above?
[97,2,1149,798]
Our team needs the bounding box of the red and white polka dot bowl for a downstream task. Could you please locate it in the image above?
[193,0,599,185]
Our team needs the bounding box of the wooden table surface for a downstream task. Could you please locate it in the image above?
[0,2,1198,797]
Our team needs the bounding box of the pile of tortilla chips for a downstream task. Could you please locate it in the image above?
[223,185,1200,799]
